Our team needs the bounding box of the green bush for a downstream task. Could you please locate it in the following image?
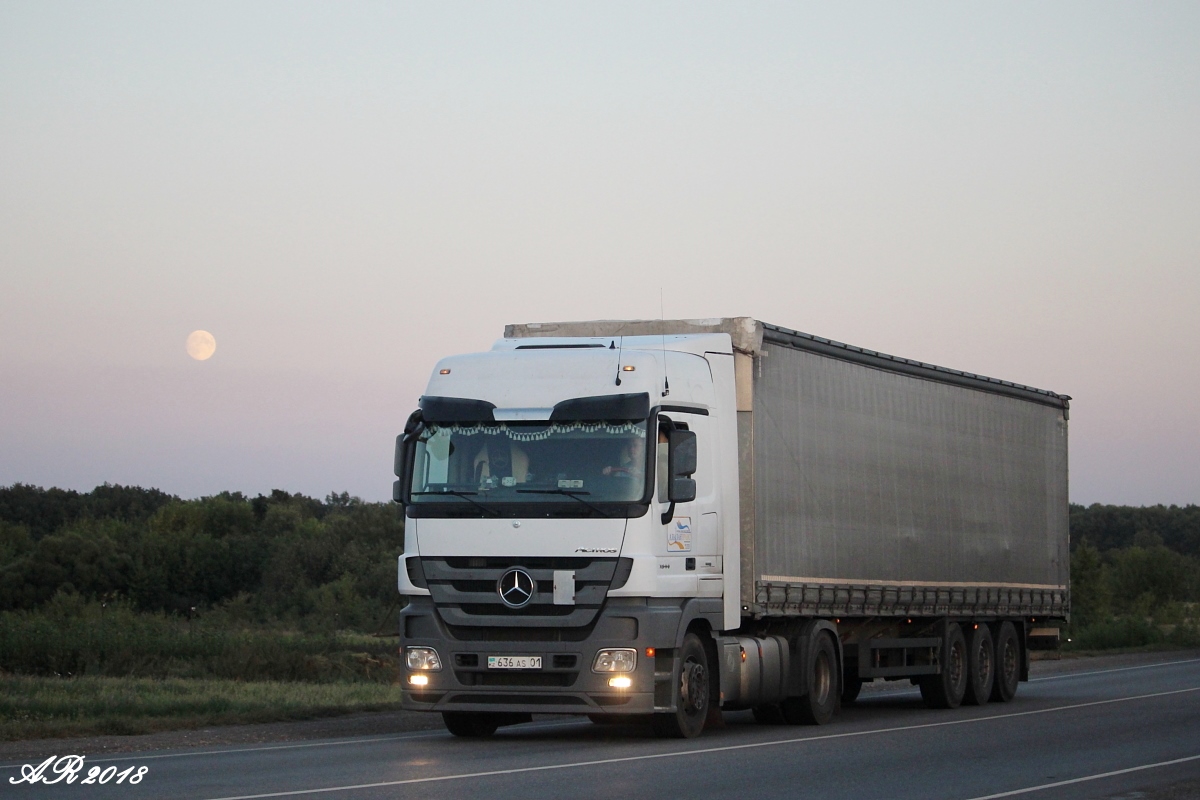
[0,485,405,626]
[0,596,399,683]
[1069,616,1163,650]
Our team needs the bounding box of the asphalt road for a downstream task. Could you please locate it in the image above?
[6,654,1200,800]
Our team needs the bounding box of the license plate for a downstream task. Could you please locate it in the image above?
[487,656,542,670]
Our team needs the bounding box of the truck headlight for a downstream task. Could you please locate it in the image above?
[592,648,637,673]
[405,646,442,671]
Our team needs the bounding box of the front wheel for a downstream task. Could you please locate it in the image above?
[652,632,710,739]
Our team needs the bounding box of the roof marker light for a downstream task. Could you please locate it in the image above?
[439,369,451,375]
[622,365,635,372]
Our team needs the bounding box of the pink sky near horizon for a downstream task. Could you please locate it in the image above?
[2,2,1198,505]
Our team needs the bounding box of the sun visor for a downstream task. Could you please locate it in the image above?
[419,396,497,423]
[549,392,650,421]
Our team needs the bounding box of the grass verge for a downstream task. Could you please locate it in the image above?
[0,602,401,683]
[0,675,404,741]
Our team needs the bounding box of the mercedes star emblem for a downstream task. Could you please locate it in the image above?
[497,568,535,608]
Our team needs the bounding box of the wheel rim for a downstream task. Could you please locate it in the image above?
[949,641,964,687]
[681,658,707,714]
[1002,639,1017,684]
[812,651,832,706]
[978,641,992,684]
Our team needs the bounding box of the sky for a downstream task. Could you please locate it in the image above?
[1,2,1198,506]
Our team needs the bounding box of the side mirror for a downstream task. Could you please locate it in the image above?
[662,429,697,521]
[670,477,697,504]
[393,433,413,506]
[668,429,697,477]
[667,429,697,503]
[394,410,423,506]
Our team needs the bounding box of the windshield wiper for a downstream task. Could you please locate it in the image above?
[516,488,612,518]
[411,490,500,517]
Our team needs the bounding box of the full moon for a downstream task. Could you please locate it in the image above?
[186,330,217,361]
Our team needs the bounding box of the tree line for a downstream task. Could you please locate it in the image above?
[0,484,403,631]
[1,484,1198,635]
[1069,504,1200,637]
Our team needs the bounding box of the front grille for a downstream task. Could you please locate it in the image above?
[447,694,589,706]
[445,625,597,642]
[459,603,579,617]
[422,556,624,628]
[455,672,577,688]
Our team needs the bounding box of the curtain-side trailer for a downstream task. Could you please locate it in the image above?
[394,318,1070,738]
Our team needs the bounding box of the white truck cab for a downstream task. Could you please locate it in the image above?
[395,330,739,737]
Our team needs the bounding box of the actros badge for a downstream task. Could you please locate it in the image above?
[497,568,535,608]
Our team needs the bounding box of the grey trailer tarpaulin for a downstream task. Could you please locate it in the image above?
[743,323,1069,619]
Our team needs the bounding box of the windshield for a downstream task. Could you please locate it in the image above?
[409,420,650,507]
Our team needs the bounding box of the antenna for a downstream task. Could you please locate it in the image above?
[613,336,624,386]
[660,289,670,397]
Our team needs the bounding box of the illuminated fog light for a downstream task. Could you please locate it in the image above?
[609,676,632,689]
[404,646,442,671]
[409,674,429,687]
[592,648,637,673]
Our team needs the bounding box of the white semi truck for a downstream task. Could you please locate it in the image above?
[393,318,1070,738]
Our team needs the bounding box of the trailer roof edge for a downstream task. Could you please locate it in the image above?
[761,323,1069,412]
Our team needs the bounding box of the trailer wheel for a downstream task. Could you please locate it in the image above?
[780,632,838,725]
[919,623,967,709]
[990,622,1020,703]
[652,632,710,739]
[963,624,994,706]
[442,712,500,738]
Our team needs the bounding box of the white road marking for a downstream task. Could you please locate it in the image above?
[1030,657,1200,682]
[961,753,1200,799]
[0,720,587,770]
[4,657,1195,772]
[198,686,1200,800]
[857,655,1200,700]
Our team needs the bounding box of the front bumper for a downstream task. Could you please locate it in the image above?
[399,595,683,715]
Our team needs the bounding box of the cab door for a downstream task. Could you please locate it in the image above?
[656,413,721,588]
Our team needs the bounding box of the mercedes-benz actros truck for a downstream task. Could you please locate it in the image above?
[393,318,1070,738]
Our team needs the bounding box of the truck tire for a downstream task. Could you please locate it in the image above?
[652,632,710,739]
[442,712,500,738]
[962,624,994,706]
[919,623,967,709]
[990,622,1020,703]
[780,632,838,725]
